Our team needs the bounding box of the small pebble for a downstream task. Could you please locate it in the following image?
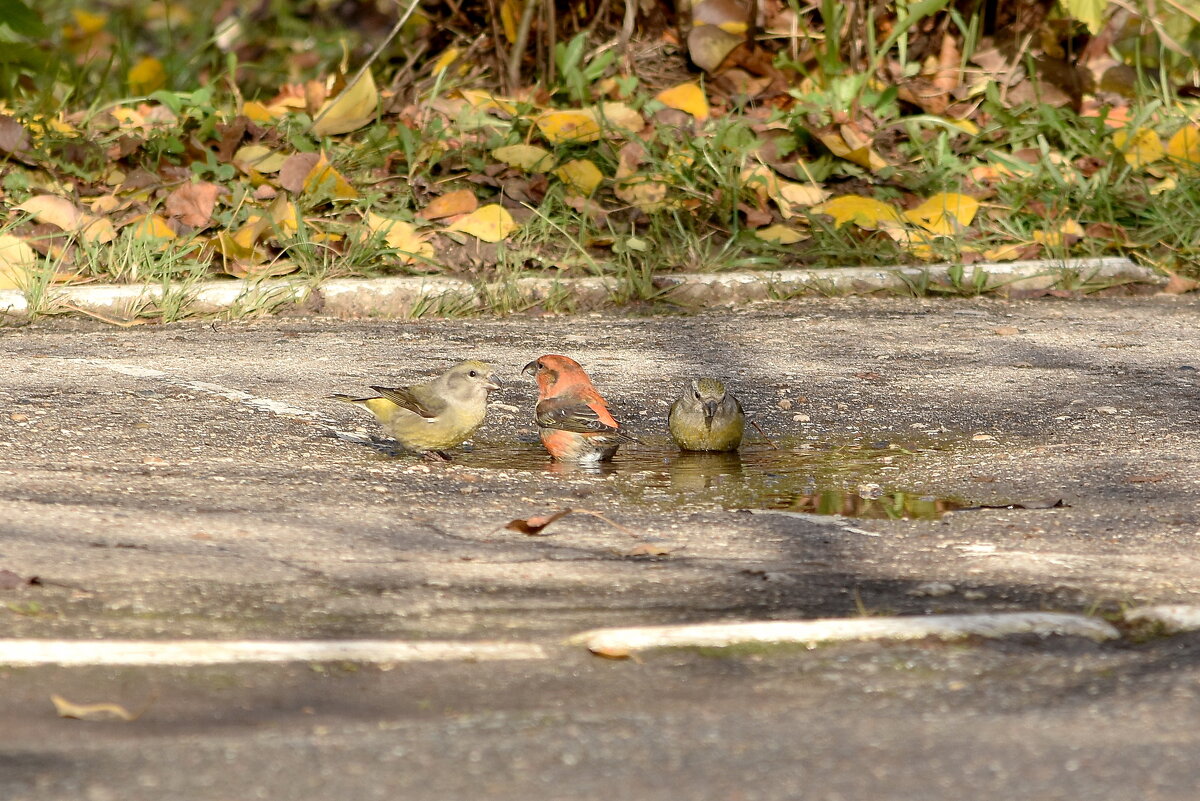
[792,413,810,422]
[777,399,793,410]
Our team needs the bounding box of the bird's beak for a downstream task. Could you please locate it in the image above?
[521,360,538,378]
[484,373,503,392]
[702,400,719,426]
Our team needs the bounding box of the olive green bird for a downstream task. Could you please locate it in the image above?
[668,377,744,452]
[331,360,501,460]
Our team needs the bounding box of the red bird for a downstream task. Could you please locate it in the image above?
[523,354,639,462]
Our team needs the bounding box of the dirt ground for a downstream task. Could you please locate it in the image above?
[2,295,1199,800]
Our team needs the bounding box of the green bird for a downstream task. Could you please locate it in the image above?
[668,377,744,453]
[331,360,502,460]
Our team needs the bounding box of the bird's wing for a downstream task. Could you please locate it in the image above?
[535,397,639,442]
[369,385,444,419]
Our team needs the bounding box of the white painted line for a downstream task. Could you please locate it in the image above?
[65,358,331,422]
[0,639,547,666]
[1124,605,1200,633]
[570,612,1120,656]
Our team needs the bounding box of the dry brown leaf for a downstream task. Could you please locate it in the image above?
[419,189,479,221]
[278,152,321,194]
[51,693,149,722]
[165,181,221,228]
[505,508,575,535]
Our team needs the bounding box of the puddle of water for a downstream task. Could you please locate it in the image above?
[445,437,964,520]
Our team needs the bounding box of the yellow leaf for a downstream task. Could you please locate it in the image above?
[903,192,980,236]
[312,70,379,136]
[432,47,461,74]
[0,234,38,290]
[233,144,288,174]
[754,224,808,245]
[1166,125,1200,166]
[775,181,830,211]
[983,243,1026,261]
[71,9,108,35]
[500,0,521,41]
[535,109,603,144]
[1112,127,1164,168]
[534,104,644,145]
[944,117,979,135]
[811,195,903,229]
[241,100,276,123]
[597,102,645,134]
[492,144,555,172]
[366,213,435,262]
[302,153,358,200]
[446,204,519,242]
[816,131,889,172]
[128,57,166,95]
[655,82,710,121]
[554,159,604,196]
[420,189,479,221]
[127,213,176,241]
[1151,176,1177,195]
[1033,219,1084,248]
[458,90,518,116]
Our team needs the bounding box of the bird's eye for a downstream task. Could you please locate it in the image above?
[468,370,478,377]
[694,391,702,400]
[536,362,544,370]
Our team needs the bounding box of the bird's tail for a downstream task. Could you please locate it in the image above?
[329,393,371,406]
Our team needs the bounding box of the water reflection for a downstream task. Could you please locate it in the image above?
[364,437,965,520]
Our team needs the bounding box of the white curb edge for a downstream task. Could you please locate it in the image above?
[0,257,1162,320]
[569,612,1121,656]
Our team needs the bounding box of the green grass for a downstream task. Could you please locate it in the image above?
[1,0,1198,321]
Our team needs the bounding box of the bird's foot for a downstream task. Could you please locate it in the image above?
[422,450,453,462]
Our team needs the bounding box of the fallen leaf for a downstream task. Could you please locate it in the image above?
[51,694,148,722]
[754,224,807,244]
[278,152,321,193]
[302,153,358,200]
[1167,124,1200,166]
[505,508,575,535]
[993,326,1020,336]
[233,144,288,174]
[312,70,379,136]
[655,82,710,121]
[419,189,478,220]
[903,192,979,236]
[614,174,669,211]
[165,181,221,228]
[1164,274,1200,294]
[365,212,434,263]
[535,109,602,144]
[492,144,555,172]
[126,213,176,242]
[811,195,904,229]
[446,204,518,242]
[15,196,116,244]
[1112,127,1164,168]
[554,159,604,196]
[127,57,166,95]
[0,114,30,155]
[0,234,38,289]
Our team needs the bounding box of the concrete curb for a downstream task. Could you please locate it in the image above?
[0,257,1162,320]
[0,639,548,666]
[569,613,1122,657]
